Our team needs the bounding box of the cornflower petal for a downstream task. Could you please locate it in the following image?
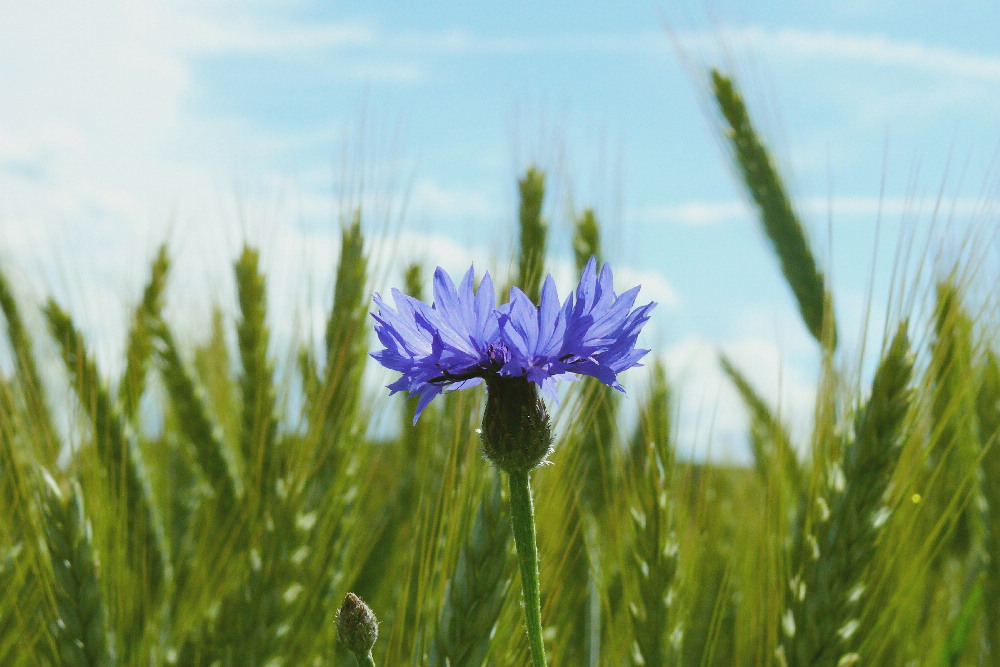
[473,272,498,343]
[535,275,566,356]
[371,259,654,423]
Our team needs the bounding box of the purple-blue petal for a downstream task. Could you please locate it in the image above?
[371,259,654,422]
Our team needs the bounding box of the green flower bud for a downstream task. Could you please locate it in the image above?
[337,592,378,656]
[481,376,553,473]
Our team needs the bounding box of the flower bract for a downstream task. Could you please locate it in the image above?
[371,258,655,423]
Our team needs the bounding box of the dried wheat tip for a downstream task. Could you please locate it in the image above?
[336,592,378,656]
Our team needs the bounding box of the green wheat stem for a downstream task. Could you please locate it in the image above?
[507,469,546,667]
[354,650,376,667]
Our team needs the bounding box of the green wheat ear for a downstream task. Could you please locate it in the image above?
[43,300,169,628]
[0,264,59,465]
[925,279,984,566]
[979,349,1000,656]
[0,380,53,662]
[154,320,238,514]
[783,321,914,666]
[119,244,169,421]
[42,474,113,666]
[628,361,681,666]
[711,68,837,350]
[311,210,369,453]
[430,475,512,667]
[515,166,548,304]
[234,245,279,503]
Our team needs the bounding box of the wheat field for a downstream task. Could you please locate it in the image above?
[0,68,997,666]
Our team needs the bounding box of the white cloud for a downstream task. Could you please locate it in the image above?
[163,15,376,54]
[752,27,1000,81]
[634,195,1000,226]
[678,26,1000,81]
[234,22,1000,87]
[616,266,681,311]
[634,200,751,226]
[409,178,500,219]
[658,333,817,464]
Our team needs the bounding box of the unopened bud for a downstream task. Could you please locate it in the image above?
[337,592,378,656]
[480,376,553,473]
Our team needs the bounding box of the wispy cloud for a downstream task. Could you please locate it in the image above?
[362,24,1000,84]
[635,195,1000,226]
[707,26,1000,82]
[634,201,751,226]
[409,178,501,219]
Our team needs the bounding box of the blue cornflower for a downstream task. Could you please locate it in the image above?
[496,257,656,400]
[371,258,655,426]
[371,265,502,422]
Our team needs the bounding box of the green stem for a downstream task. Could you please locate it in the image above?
[507,469,547,667]
[353,650,376,667]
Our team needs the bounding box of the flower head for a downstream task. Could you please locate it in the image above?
[371,258,655,424]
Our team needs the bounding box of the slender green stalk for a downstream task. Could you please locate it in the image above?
[355,651,376,667]
[507,469,546,667]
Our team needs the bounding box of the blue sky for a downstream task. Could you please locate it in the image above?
[1,2,998,460]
